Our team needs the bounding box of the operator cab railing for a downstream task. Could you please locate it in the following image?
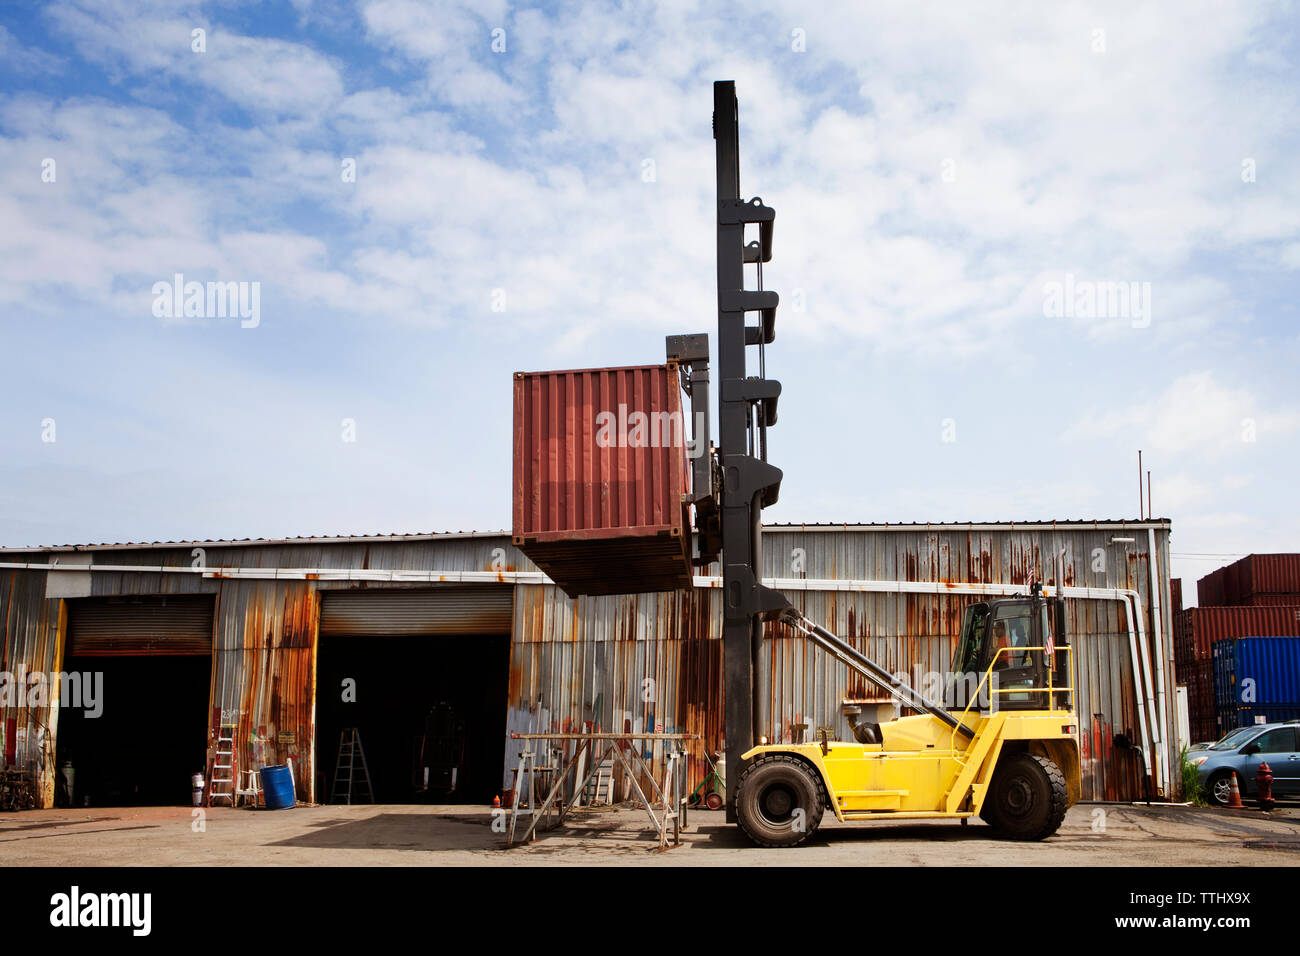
[949,644,1076,755]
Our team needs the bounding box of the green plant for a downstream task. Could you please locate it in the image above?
[1180,744,1207,806]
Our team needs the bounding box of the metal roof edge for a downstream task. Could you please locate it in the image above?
[0,530,514,554]
[762,519,1172,532]
[0,518,1174,554]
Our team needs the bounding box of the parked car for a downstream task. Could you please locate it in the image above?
[1188,721,1300,805]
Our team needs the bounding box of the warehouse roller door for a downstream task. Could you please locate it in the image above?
[316,586,511,804]
[67,594,214,656]
[319,586,512,636]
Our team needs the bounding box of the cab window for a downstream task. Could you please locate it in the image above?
[990,605,1032,669]
[954,604,987,674]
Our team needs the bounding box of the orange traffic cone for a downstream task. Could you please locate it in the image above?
[1226,771,1244,809]
[492,794,501,808]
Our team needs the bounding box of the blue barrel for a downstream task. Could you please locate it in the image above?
[259,765,296,810]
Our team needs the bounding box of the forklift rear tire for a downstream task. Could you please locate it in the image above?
[982,753,1068,841]
[735,755,825,847]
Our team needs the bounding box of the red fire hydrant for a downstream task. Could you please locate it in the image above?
[1256,762,1275,811]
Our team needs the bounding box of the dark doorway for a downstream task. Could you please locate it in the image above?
[54,655,212,807]
[316,635,509,804]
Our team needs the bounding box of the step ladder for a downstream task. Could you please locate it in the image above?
[583,757,615,805]
[331,728,374,804]
[208,724,236,806]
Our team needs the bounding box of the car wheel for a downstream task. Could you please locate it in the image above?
[1207,769,1236,806]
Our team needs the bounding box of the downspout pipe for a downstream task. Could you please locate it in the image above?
[1147,527,1170,794]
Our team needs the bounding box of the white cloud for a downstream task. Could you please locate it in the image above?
[1065,372,1300,459]
[48,1,344,116]
[0,25,64,74]
[3,1,1299,545]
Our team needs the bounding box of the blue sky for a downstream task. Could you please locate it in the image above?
[1,1,1298,598]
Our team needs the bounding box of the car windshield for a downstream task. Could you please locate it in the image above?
[1210,727,1259,751]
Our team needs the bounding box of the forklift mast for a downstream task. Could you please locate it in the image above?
[669,81,793,820]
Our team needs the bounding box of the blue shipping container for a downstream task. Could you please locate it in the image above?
[1213,636,1300,731]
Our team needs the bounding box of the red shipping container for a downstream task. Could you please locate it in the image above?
[1174,620,1194,669]
[1239,592,1300,607]
[1174,606,1300,661]
[1170,578,1183,614]
[1190,717,1219,745]
[1199,554,1300,606]
[513,363,693,597]
[1197,567,1225,607]
[1182,658,1216,737]
[1227,554,1300,604]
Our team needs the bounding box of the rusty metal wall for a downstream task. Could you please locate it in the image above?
[209,580,317,799]
[4,524,1173,807]
[506,585,722,797]
[1,534,527,807]
[0,564,63,805]
[507,523,1174,802]
[758,525,1173,801]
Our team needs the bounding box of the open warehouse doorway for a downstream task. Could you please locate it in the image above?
[54,595,214,807]
[316,587,511,804]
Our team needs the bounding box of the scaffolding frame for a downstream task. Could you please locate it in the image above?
[504,732,696,851]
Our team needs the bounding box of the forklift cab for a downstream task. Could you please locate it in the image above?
[952,589,1070,712]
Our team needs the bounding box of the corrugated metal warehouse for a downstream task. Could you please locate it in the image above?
[0,520,1175,809]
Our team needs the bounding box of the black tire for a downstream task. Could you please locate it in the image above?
[1206,770,1236,807]
[983,753,1068,841]
[735,755,825,847]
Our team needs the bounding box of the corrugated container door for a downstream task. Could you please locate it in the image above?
[512,363,692,597]
[1183,606,1300,660]
[1242,593,1300,607]
[1237,636,1300,705]
[1215,636,1300,728]
[318,586,513,636]
[1234,554,1300,603]
[1196,568,1222,607]
[67,595,214,656]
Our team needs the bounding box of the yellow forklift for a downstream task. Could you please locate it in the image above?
[671,83,1081,846]
[734,587,1081,846]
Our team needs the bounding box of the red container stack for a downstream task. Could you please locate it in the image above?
[1228,554,1300,605]
[1184,659,1216,743]
[1198,554,1300,607]
[1175,606,1300,664]
[513,363,693,597]
[1196,567,1226,607]
[1177,556,1300,743]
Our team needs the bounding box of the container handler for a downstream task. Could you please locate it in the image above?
[734,589,1080,846]
[677,82,1081,845]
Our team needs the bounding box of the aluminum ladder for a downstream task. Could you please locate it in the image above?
[330,728,374,804]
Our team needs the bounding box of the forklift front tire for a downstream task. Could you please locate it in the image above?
[983,753,1069,841]
[735,755,825,847]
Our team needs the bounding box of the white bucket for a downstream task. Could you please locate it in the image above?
[191,773,205,807]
